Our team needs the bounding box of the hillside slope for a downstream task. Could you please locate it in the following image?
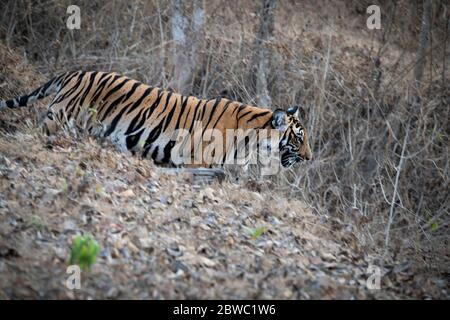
[0,44,447,299]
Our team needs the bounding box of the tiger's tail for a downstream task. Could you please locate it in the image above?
[0,74,65,110]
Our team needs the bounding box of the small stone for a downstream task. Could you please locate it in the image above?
[119,189,135,198]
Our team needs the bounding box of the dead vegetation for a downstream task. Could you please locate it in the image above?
[0,0,448,299]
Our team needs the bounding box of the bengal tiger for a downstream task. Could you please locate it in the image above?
[0,71,311,168]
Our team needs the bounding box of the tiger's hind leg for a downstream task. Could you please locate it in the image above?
[40,93,76,135]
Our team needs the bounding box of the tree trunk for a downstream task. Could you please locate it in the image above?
[170,0,204,94]
[249,0,277,107]
[414,0,432,85]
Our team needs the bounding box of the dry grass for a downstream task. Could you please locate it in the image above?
[0,0,448,299]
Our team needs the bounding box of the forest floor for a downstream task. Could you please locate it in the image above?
[0,44,448,299]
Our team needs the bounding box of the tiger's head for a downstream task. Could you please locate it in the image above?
[272,106,312,167]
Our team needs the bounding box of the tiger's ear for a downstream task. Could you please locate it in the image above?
[272,109,288,131]
[286,105,299,118]
[287,105,307,119]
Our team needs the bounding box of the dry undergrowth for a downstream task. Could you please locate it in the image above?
[0,0,448,299]
[0,43,447,299]
[0,128,358,299]
[0,113,444,299]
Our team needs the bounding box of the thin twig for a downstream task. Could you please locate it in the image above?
[383,122,410,261]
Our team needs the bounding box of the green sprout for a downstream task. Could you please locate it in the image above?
[62,179,69,192]
[243,226,267,240]
[95,185,105,195]
[88,107,97,118]
[431,221,439,232]
[75,165,84,177]
[25,215,46,232]
[434,131,444,142]
[69,235,100,270]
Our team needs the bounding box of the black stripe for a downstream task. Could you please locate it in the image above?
[160,91,174,114]
[60,71,81,89]
[64,76,92,113]
[103,102,133,137]
[91,73,118,105]
[231,104,241,117]
[144,121,164,149]
[67,95,83,120]
[150,146,159,161]
[125,87,153,115]
[54,72,86,104]
[96,72,110,84]
[37,80,53,98]
[102,81,142,123]
[101,77,130,103]
[99,97,124,122]
[145,88,164,119]
[52,73,69,90]
[211,100,233,128]
[198,99,213,120]
[181,98,193,129]
[192,99,213,154]
[122,82,142,105]
[161,140,176,163]
[162,98,179,131]
[187,100,204,133]
[203,97,222,131]
[73,92,87,120]
[247,110,271,122]
[18,95,29,107]
[126,100,155,135]
[259,117,273,129]
[237,109,252,120]
[142,120,165,158]
[79,72,99,106]
[99,93,129,122]
[173,96,190,131]
[125,128,145,150]
[124,108,145,135]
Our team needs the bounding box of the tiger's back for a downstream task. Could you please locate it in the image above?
[1,71,312,167]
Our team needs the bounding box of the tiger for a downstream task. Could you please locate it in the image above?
[0,71,312,168]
